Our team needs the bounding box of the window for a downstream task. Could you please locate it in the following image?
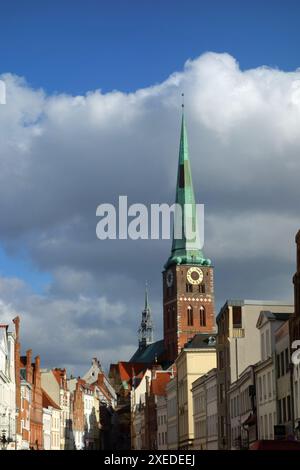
[200,306,206,326]
[198,284,205,293]
[264,414,268,439]
[219,384,224,404]
[283,397,287,423]
[218,350,224,370]
[266,329,270,357]
[269,413,273,439]
[281,352,285,377]
[277,354,281,378]
[278,399,282,423]
[285,348,289,374]
[267,372,271,398]
[259,376,262,402]
[287,395,291,421]
[232,306,242,328]
[186,283,193,293]
[187,306,193,326]
[261,333,265,360]
[263,375,266,400]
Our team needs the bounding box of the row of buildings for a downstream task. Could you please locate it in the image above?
[108,113,300,450]
[109,236,300,450]
[0,319,117,450]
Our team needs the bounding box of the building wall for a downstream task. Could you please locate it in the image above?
[290,230,300,437]
[217,300,293,449]
[205,369,218,450]
[275,321,293,437]
[51,408,61,450]
[43,408,52,450]
[156,395,167,450]
[192,377,206,450]
[256,359,276,440]
[0,326,16,449]
[20,382,31,449]
[176,348,216,449]
[166,377,178,450]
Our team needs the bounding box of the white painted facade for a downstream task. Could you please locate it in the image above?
[166,377,178,450]
[255,311,290,440]
[156,394,167,450]
[43,408,52,450]
[0,325,16,449]
[131,369,151,450]
[229,365,256,449]
[192,368,218,450]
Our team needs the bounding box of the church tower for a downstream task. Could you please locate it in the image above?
[163,112,216,363]
[138,284,154,350]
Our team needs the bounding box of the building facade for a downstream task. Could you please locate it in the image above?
[166,377,178,450]
[176,334,217,449]
[192,367,218,450]
[217,300,293,449]
[0,323,16,449]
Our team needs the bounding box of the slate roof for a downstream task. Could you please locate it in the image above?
[130,339,165,364]
[183,333,217,349]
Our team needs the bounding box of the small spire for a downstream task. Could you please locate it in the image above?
[138,284,154,349]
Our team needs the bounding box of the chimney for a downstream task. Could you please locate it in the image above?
[13,316,20,342]
[97,372,104,386]
[26,349,33,384]
[35,355,40,370]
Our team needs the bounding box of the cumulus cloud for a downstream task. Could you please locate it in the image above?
[0,52,299,373]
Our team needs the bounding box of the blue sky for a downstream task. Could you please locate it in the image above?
[1,0,300,95]
[0,0,300,292]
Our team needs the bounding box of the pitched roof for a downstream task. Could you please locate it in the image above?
[151,372,172,396]
[184,333,217,349]
[130,339,165,364]
[118,362,148,383]
[42,389,61,410]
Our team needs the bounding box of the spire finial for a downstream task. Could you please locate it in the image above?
[145,281,149,309]
[181,92,184,110]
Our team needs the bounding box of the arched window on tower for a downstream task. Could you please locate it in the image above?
[187,305,193,326]
[200,306,206,327]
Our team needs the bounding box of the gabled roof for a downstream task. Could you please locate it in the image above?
[42,389,61,410]
[256,311,290,329]
[119,362,148,383]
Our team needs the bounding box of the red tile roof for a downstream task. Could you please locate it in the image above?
[118,362,148,383]
[150,372,172,396]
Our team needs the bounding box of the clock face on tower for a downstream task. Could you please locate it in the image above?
[166,269,174,287]
[186,267,203,285]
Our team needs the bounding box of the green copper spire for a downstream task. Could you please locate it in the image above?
[165,111,211,269]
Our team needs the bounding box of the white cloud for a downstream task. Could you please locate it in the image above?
[0,52,299,372]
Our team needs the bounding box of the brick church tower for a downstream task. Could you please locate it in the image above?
[163,112,216,363]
